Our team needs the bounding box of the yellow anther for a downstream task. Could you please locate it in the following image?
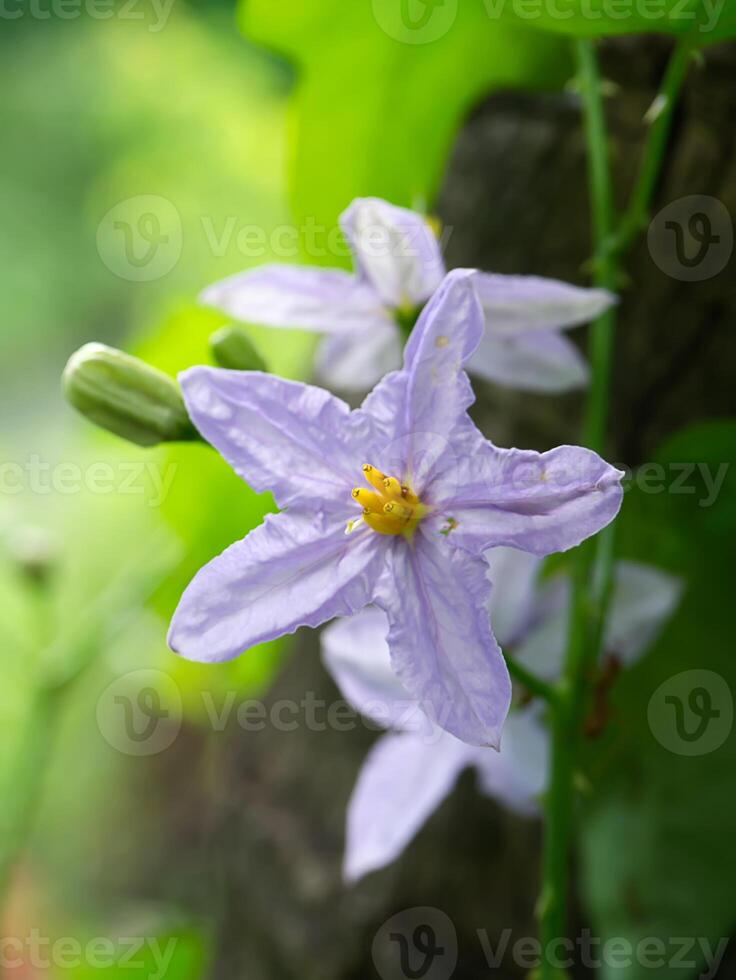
[382,476,404,500]
[352,488,384,512]
[383,501,413,521]
[362,464,387,492]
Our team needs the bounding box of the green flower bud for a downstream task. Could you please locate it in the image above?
[63,343,198,447]
[210,326,267,372]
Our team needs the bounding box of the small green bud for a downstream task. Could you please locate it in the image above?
[63,343,198,447]
[210,326,267,372]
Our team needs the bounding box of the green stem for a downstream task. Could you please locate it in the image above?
[614,37,696,256]
[538,34,692,975]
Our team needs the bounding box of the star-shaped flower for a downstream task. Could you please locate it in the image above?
[169,270,623,747]
[202,197,615,393]
[322,550,683,882]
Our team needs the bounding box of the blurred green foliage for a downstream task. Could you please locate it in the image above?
[0,0,307,948]
[241,0,573,240]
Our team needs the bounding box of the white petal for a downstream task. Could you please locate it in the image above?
[321,608,429,733]
[315,322,402,393]
[201,264,389,334]
[340,198,446,308]
[484,547,543,648]
[474,705,549,814]
[344,729,474,882]
[604,561,684,665]
[474,272,616,334]
[468,330,590,392]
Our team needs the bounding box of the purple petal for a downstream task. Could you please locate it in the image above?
[429,442,624,558]
[321,607,434,735]
[375,532,511,747]
[200,264,388,333]
[340,198,446,308]
[179,367,378,512]
[169,511,385,662]
[344,729,475,882]
[361,270,484,492]
[474,706,549,815]
[468,330,590,392]
[473,272,616,333]
[485,547,543,648]
[315,322,402,393]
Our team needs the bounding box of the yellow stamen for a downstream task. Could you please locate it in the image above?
[382,476,404,500]
[362,464,387,492]
[383,501,413,521]
[349,463,428,538]
[351,488,384,512]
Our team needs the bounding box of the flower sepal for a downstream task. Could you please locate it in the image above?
[209,326,267,372]
[63,343,199,447]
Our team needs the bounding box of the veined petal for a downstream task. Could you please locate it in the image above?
[200,264,388,333]
[179,367,378,512]
[473,272,616,334]
[375,532,511,748]
[430,442,624,558]
[468,330,590,393]
[361,270,484,492]
[322,607,435,735]
[315,321,402,393]
[340,198,446,308]
[344,729,475,882]
[169,511,385,662]
[485,547,543,648]
[473,706,549,815]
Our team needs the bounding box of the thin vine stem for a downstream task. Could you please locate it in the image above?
[538,33,695,977]
[613,36,697,256]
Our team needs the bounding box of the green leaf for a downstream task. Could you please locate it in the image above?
[580,420,736,980]
[240,0,572,235]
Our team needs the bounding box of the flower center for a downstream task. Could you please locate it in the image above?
[348,464,425,537]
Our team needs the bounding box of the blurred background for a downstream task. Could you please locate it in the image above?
[1,1,734,978]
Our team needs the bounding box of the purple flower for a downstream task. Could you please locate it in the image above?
[322,550,682,882]
[169,270,624,747]
[202,198,615,393]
